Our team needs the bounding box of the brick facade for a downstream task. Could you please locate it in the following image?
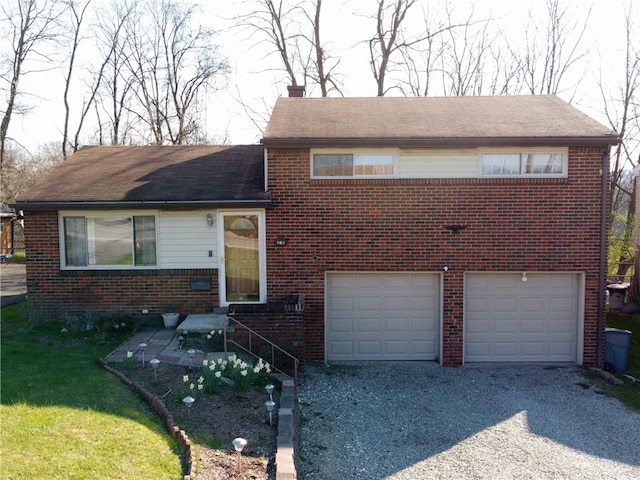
[21,145,609,367]
[265,146,609,366]
[24,210,219,322]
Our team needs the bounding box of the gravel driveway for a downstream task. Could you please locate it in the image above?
[297,363,640,479]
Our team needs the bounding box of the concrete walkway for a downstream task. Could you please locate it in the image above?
[0,263,27,308]
[105,329,213,367]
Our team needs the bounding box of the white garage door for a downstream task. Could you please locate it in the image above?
[465,273,579,363]
[326,273,440,361]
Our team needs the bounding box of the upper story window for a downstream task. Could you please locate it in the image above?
[312,152,395,177]
[62,214,156,268]
[481,152,565,177]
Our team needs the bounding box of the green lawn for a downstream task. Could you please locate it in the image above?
[602,312,640,411]
[0,303,181,480]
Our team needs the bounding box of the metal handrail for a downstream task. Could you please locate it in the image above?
[223,315,299,384]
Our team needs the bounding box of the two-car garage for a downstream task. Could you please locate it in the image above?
[325,272,581,364]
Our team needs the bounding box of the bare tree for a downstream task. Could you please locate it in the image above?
[368,0,469,97]
[91,0,135,145]
[599,5,640,282]
[0,142,63,206]
[438,4,494,96]
[301,0,343,96]
[61,0,92,159]
[122,0,229,145]
[0,0,65,166]
[521,0,592,98]
[235,0,305,88]
[368,0,418,96]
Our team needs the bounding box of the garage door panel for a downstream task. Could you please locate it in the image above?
[327,273,440,361]
[383,275,411,288]
[493,318,520,333]
[494,298,519,311]
[466,299,490,315]
[328,296,354,311]
[549,319,574,333]
[329,341,354,355]
[412,295,437,311]
[357,341,382,355]
[494,342,518,356]
[548,297,575,312]
[521,318,546,333]
[467,318,490,333]
[356,296,381,310]
[412,317,436,332]
[329,318,353,332]
[386,317,409,332]
[357,317,381,333]
[384,296,411,310]
[520,297,548,312]
[385,340,410,354]
[465,273,578,363]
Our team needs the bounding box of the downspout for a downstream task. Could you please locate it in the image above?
[597,147,611,367]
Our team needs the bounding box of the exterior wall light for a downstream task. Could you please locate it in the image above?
[206,213,213,227]
[275,236,288,246]
[522,272,528,282]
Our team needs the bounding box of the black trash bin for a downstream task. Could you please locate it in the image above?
[605,328,632,373]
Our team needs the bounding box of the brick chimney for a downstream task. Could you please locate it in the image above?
[287,85,305,97]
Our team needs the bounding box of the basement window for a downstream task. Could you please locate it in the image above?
[62,215,156,267]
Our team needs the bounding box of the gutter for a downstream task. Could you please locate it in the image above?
[11,198,272,211]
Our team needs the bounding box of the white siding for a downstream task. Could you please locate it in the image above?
[158,211,217,269]
[398,150,477,178]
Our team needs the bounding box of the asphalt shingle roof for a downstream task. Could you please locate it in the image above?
[15,145,269,208]
[262,95,618,147]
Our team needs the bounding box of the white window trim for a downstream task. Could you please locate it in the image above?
[478,147,568,178]
[310,148,399,179]
[59,210,159,270]
[217,209,267,306]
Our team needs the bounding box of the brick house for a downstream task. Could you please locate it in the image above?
[13,94,618,367]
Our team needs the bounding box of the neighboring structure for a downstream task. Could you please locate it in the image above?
[13,94,619,367]
[0,204,17,255]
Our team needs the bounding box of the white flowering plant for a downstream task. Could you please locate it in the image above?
[176,373,205,402]
[224,354,271,392]
[205,329,225,351]
[201,358,225,394]
[123,351,137,370]
[201,355,272,392]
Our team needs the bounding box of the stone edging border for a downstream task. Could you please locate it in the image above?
[99,358,197,479]
[98,359,299,480]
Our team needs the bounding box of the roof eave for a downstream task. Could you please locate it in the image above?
[261,135,620,149]
[11,198,273,211]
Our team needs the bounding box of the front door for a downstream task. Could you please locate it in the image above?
[218,211,266,306]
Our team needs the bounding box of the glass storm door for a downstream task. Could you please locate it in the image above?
[218,211,266,305]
